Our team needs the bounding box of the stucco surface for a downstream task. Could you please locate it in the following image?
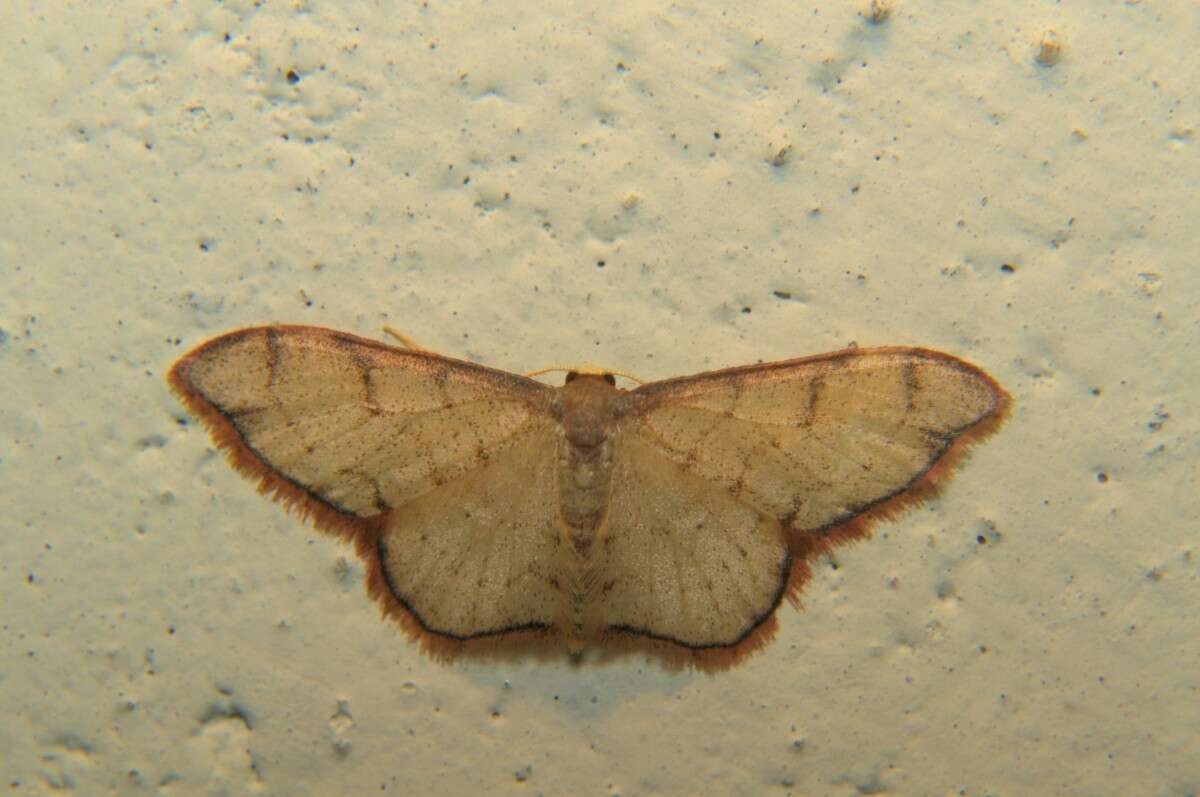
[1,2,1196,795]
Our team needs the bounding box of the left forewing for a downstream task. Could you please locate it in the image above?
[168,325,555,522]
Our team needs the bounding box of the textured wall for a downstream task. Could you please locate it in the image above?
[1,1,1196,795]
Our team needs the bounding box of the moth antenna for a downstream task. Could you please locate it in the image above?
[525,365,644,385]
[381,325,427,351]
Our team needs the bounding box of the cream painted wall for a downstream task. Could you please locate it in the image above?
[2,1,1196,795]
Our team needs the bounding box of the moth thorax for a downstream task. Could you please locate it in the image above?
[559,373,620,448]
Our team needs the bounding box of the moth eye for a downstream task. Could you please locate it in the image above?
[564,371,579,383]
[603,373,616,386]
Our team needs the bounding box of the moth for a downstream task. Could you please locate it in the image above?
[169,325,1009,668]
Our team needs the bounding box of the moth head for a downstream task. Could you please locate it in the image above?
[564,366,617,387]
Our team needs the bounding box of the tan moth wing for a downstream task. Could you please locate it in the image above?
[171,326,1010,671]
[168,325,565,654]
[597,347,1010,667]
